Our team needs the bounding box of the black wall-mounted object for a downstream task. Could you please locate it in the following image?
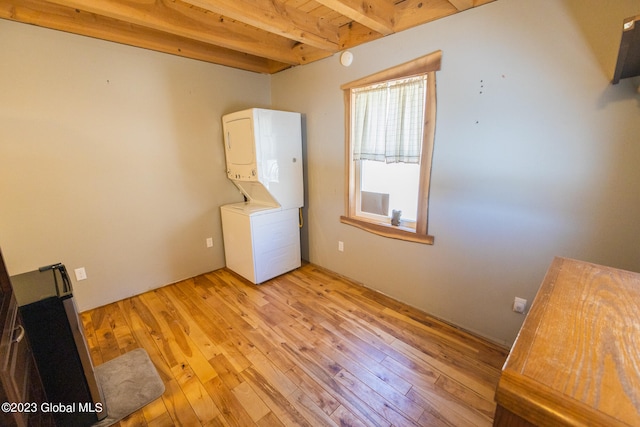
[612,15,640,84]
[11,266,106,426]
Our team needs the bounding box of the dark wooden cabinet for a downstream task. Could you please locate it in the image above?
[0,248,52,427]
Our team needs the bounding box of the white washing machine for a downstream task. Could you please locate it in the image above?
[221,203,301,284]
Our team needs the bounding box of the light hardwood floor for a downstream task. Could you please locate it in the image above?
[81,263,508,426]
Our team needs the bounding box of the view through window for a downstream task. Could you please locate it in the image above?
[359,160,420,222]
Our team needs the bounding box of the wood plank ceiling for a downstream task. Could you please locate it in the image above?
[0,0,494,74]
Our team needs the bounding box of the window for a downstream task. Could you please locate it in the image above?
[340,50,441,244]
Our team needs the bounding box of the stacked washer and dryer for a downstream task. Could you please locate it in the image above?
[220,108,303,284]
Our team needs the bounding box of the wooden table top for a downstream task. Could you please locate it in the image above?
[495,257,640,426]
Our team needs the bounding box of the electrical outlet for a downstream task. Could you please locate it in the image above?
[206,237,213,248]
[338,241,344,252]
[74,267,87,281]
[513,297,527,314]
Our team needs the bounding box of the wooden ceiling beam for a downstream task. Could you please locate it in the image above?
[1,0,497,74]
[44,0,304,65]
[183,0,340,52]
[447,0,474,11]
[0,0,288,73]
[339,21,383,50]
[394,0,458,32]
[314,0,395,36]
[395,0,496,31]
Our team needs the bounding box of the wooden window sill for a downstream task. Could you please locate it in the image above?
[340,216,434,245]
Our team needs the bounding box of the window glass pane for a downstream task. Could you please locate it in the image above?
[360,160,420,222]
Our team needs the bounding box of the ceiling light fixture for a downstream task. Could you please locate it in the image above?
[340,51,354,67]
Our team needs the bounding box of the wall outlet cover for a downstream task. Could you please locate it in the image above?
[513,297,527,314]
[74,267,87,281]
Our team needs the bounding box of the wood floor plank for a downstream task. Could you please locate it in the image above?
[316,319,391,365]
[203,376,256,427]
[230,380,270,422]
[244,349,298,398]
[141,397,168,425]
[378,307,503,387]
[172,363,221,424]
[161,378,202,426]
[90,305,123,362]
[142,290,219,384]
[408,382,493,427]
[159,286,221,360]
[435,375,497,419]
[284,365,340,416]
[240,366,312,427]
[334,368,421,426]
[255,411,286,427]
[277,341,391,427]
[391,338,497,400]
[330,404,369,427]
[146,411,175,427]
[310,332,418,415]
[117,299,174,383]
[117,411,147,427]
[80,311,104,366]
[287,388,339,427]
[82,263,508,427]
[164,282,226,357]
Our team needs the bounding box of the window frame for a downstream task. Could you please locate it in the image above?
[340,50,441,245]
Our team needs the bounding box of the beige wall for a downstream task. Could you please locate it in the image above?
[0,20,270,311]
[272,0,640,345]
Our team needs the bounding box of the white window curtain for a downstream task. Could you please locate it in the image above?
[352,75,426,164]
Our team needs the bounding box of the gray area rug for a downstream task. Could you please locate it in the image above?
[93,348,165,427]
